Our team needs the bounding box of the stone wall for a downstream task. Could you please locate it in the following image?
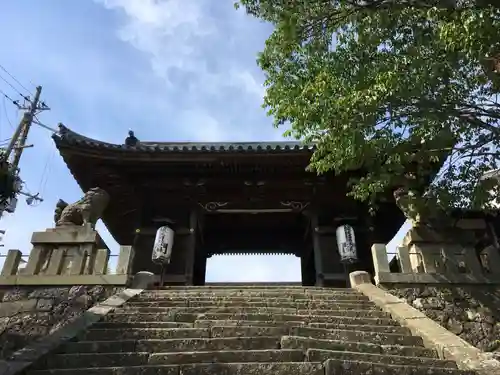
[0,285,121,359]
[387,285,500,353]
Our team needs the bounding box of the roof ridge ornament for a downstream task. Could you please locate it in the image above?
[125,130,139,147]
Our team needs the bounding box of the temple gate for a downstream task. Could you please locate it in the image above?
[52,125,414,287]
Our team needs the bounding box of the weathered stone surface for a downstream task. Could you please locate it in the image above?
[81,328,210,341]
[35,352,151,370]
[126,299,378,310]
[388,285,500,352]
[289,326,424,346]
[0,300,38,318]
[280,335,437,358]
[324,359,475,375]
[61,337,282,354]
[149,349,304,365]
[137,291,369,302]
[210,326,289,338]
[307,348,458,368]
[192,311,392,324]
[0,285,120,359]
[1,287,30,302]
[93,321,193,329]
[29,365,179,375]
[179,362,324,375]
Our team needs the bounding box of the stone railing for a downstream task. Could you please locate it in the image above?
[371,225,500,285]
[0,225,134,286]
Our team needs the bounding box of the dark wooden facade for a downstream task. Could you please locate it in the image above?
[53,125,408,287]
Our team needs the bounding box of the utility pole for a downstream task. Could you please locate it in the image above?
[5,86,44,169]
[0,85,48,221]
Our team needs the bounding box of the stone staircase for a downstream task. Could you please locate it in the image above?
[27,286,475,374]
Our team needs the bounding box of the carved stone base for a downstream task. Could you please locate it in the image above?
[32,224,109,250]
[26,225,110,277]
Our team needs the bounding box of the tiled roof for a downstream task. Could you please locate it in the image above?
[53,125,315,153]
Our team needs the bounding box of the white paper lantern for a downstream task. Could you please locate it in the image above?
[152,225,175,265]
[336,224,358,263]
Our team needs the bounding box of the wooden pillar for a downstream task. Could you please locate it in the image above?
[308,212,325,287]
[183,209,198,285]
[300,252,314,287]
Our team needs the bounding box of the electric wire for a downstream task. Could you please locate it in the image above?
[0,64,32,95]
[0,73,29,102]
[39,148,55,196]
[0,138,11,146]
[2,97,15,129]
[0,88,20,109]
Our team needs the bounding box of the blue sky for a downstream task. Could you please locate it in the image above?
[0,0,409,281]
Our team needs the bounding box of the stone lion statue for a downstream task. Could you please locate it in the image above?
[54,187,110,228]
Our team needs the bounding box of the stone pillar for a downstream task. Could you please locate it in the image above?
[45,248,66,275]
[480,245,500,275]
[349,270,372,287]
[1,249,22,276]
[371,244,390,285]
[116,246,135,275]
[24,245,50,275]
[396,246,413,273]
[94,249,110,275]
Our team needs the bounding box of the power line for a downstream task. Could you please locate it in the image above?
[2,97,15,129]
[0,73,29,102]
[0,88,21,109]
[0,64,32,95]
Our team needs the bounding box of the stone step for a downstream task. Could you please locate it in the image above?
[35,349,305,369]
[80,325,418,347]
[324,359,475,375]
[103,312,399,326]
[193,319,410,335]
[155,284,336,289]
[60,337,282,354]
[117,306,389,318]
[92,321,194,329]
[186,311,392,324]
[92,319,410,335]
[137,292,368,301]
[125,299,378,310]
[28,362,324,375]
[133,296,370,305]
[306,349,458,369]
[281,336,438,358]
[288,326,423,347]
[145,286,358,293]
[80,328,211,341]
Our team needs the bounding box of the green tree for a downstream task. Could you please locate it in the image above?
[236,0,500,218]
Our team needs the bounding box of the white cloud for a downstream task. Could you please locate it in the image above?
[95,0,267,101]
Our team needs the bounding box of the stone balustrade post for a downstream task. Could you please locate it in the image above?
[371,243,390,285]
[396,246,413,273]
[1,249,22,276]
[116,246,134,275]
[94,249,110,275]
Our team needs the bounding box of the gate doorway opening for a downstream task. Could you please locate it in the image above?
[206,254,301,283]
